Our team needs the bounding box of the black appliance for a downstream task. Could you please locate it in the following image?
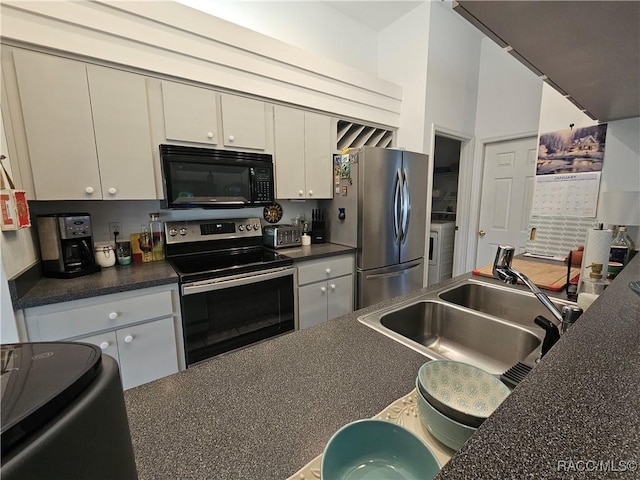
[165,217,295,366]
[36,213,101,278]
[159,144,275,209]
[1,342,138,480]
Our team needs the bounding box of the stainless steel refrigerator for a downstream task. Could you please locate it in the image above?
[329,146,428,308]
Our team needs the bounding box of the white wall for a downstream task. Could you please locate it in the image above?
[475,39,543,140]
[175,0,380,76]
[1,261,19,342]
[378,2,431,152]
[1,108,39,279]
[423,1,482,154]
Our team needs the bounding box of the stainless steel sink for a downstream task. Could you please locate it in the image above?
[438,280,576,328]
[357,278,578,375]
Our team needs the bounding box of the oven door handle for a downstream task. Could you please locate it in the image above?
[182,266,294,296]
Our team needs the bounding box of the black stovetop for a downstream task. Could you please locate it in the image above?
[168,247,292,283]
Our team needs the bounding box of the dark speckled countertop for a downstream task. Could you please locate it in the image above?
[11,261,179,309]
[10,243,355,309]
[435,255,640,479]
[124,256,640,479]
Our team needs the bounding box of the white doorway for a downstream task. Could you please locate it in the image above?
[428,135,461,286]
[474,136,538,268]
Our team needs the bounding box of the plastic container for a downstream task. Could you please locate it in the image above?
[149,213,165,261]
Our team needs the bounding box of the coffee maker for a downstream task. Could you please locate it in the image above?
[37,213,101,278]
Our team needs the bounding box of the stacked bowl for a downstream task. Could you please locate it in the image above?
[415,360,510,451]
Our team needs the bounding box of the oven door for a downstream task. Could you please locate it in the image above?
[180,266,295,365]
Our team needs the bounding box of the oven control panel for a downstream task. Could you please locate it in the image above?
[165,218,262,244]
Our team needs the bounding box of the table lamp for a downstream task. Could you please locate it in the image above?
[598,191,640,229]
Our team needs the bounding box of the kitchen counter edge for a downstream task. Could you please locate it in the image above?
[10,243,355,309]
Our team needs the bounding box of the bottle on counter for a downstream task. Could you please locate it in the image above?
[139,224,153,263]
[149,212,165,261]
[609,226,635,267]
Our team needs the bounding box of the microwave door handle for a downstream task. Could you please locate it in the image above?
[249,168,256,203]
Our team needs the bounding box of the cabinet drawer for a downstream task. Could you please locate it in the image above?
[297,255,354,286]
[25,290,173,341]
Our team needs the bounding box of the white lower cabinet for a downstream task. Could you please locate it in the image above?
[297,255,354,329]
[75,317,178,390]
[23,285,183,390]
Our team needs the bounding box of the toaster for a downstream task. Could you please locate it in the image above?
[263,225,302,248]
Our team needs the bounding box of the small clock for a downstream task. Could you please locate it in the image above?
[263,203,283,223]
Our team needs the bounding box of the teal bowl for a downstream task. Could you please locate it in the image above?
[321,419,441,480]
[415,378,477,451]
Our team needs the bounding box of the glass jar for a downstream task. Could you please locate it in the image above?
[610,226,635,266]
[149,213,165,261]
[139,225,153,263]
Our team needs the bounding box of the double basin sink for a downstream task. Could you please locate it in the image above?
[358,278,577,375]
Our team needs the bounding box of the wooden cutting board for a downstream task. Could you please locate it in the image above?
[472,259,580,291]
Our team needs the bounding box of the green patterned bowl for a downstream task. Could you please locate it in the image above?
[321,419,441,480]
[417,360,510,428]
[415,378,477,451]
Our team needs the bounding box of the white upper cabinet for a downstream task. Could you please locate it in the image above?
[274,105,332,199]
[13,49,101,200]
[160,83,269,151]
[220,94,267,150]
[11,49,157,200]
[86,65,157,200]
[161,81,218,145]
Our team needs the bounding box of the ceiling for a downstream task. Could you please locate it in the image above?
[453,1,640,123]
[321,1,423,30]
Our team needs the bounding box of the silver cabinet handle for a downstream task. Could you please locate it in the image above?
[182,267,294,296]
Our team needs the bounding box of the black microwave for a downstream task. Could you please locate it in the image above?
[159,144,275,209]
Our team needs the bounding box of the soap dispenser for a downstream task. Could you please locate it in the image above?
[577,262,608,311]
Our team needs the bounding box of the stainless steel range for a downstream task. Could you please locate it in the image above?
[165,217,295,366]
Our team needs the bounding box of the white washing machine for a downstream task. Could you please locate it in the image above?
[428,220,456,286]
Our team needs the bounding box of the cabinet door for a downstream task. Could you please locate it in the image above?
[220,94,266,150]
[274,105,305,199]
[117,316,179,390]
[327,275,354,321]
[87,65,157,199]
[13,49,101,200]
[162,81,218,145]
[75,331,120,367]
[298,282,329,330]
[304,112,332,199]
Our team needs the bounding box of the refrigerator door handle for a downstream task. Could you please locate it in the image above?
[364,263,422,280]
[392,168,402,245]
[401,168,410,245]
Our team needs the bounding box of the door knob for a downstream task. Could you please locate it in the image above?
[478,230,486,237]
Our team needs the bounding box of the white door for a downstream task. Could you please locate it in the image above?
[476,136,537,268]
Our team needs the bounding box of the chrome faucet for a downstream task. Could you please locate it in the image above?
[493,245,583,333]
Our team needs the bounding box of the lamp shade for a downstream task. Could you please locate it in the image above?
[598,191,640,226]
